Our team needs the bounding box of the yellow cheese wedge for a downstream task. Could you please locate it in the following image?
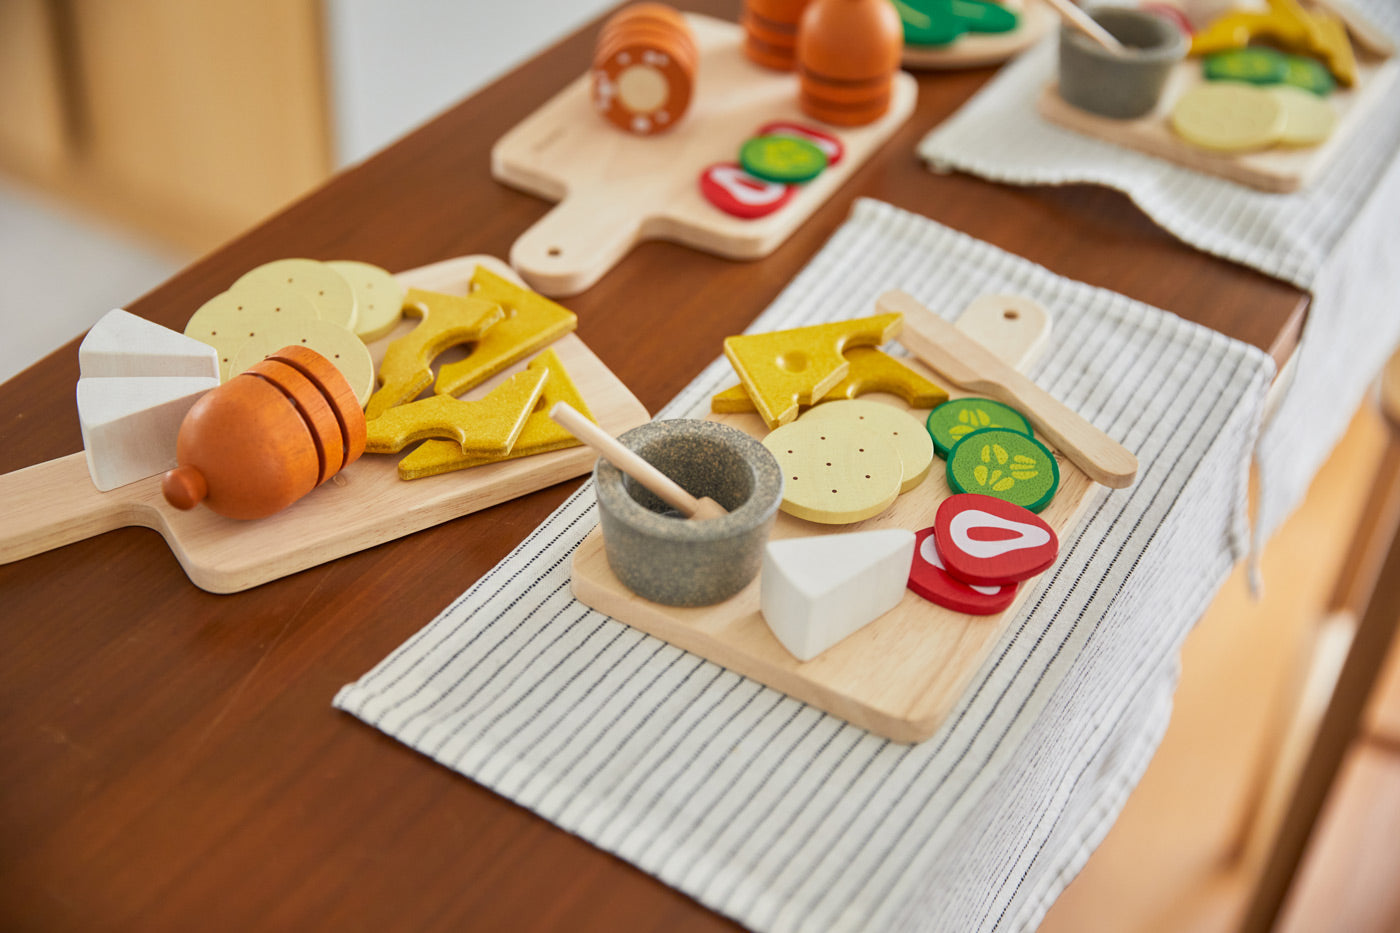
[365,289,504,419]
[432,267,578,398]
[723,313,903,429]
[396,348,589,480]
[1171,82,1285,152]
[711,346,946,414]
[365,366,548,455]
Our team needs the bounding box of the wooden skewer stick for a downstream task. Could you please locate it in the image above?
[550,402,729,520]
[879,290,1139,489]
[1041,0,1127,54]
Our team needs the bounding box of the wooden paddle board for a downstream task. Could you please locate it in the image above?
[0,256,649,593]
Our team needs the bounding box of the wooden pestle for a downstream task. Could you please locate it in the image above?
[549,402,728,520]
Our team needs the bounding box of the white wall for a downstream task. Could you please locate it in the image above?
[324,0,617,167]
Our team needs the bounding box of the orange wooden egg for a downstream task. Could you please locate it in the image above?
[162,346,367,520]
[592,3,698,136]
[742,0,813,71]
[796,0,903,126]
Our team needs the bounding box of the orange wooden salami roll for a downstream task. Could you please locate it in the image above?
[741,0,813,71]
[591,3,698,136]
[796,0,903,126]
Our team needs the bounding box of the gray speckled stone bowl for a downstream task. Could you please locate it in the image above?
[1058,7,1188,119]
[594,419,783,608]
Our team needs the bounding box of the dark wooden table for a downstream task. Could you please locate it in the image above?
[0,2,1307,929]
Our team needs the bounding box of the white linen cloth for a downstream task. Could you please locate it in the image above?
[917,0,1400,546]
[337,200,1274,931]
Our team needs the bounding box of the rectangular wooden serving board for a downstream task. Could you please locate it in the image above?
[1038,47,1398,193]
[491,13,917,296]
[569,296,1101,743]
[0,256,650,594]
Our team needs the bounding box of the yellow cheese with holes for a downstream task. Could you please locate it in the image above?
[711,346,945,414]
[396,349,589,480]
[433,268,578,398]
[365,289,504,418]
[723,313,903,429]
[365,366,549,455]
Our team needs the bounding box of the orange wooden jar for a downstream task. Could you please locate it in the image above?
[162,345,367,520]
[796,0,903,126]
[741,0,813,71]
[591,3,698,136]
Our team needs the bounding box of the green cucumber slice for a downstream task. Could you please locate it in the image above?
[1203,48,1289,85]
[946,427,1059,513]
[925,397,1032,458]
[738,135,828,184]
[1280,54,1336,96]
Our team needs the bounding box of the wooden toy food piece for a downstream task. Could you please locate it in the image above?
[228,317,377,408]
[925,396,1032,458]
[161,347,367,520]
[1204,47,1289,85]
[796,0,904,126]
[364,289,503,419]
[77,376,219,492]
[397,349,589,480]
[1269,84,1338,147]
[232,259,359,330]
[723,312,902,429]
[801,399,933,493]
[327,260,406,342]
[184,287,319,381]
[366,368,548,455]
[1190,0,1356,87]
[1171,81,1285,152]
[760,528,914,661]
[946,426,1059,512]
[739,134,828,183]
[433,267,578,398]
[896,0,1019,47]
[80,309,219,379]
[933,492,1058,586]
[592,3,698,136]
[712,346,947,413]
[699,163,796,219]
[756,121,845,165]
[742,0,812,70]
[762,418,903,523]
[907,525,1017,615]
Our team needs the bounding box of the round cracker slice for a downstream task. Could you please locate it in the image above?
[327,260,405,342]
[1268,84,1337,147]
[762,419,903,524]
[184,288,319,380]
[227,318,375,408]
[233,259,359,330]
[800,400,933,493]
[1171,82,1285,152]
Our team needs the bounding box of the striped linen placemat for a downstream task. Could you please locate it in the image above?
[917,0,1400,549]
[336,200,1273,932]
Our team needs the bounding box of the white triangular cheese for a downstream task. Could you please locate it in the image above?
[77,376,217,491]
[79,309,220,379]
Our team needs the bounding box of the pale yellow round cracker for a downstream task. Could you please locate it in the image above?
[327,260,405,342]
[184,289,318,381]
[232,259,358,330]
[762,419,902,524]
[228,318,375,408]
[800,399,933,494]
[1171,82,1285,152]
[1268,85,1337,148]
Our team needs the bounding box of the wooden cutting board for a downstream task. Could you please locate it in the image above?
[492,13,917,297]
[1038,48,1399,193]
[0,256,649,594]
[901,0,1055,71]
[570,295,1102,743]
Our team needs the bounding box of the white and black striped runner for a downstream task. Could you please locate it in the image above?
[337,200,1273,932]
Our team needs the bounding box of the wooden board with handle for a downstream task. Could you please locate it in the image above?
[571,293,1119,743]
[0,256,650,593]
[491,13,917,297]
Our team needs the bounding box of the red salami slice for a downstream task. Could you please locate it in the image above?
[908,526,1017,615]
[756,121,846,166]
[933,493,1058,587]
[698,162,795,219]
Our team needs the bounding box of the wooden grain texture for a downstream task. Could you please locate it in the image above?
[493,14,917,295]
[0,1,1313,930]
[571,295,1094,742]
[1039,51,1399,193]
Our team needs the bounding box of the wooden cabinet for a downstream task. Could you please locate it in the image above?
[0,0,332,253]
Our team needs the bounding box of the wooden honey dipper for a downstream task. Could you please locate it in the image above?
[162,345,367,520]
